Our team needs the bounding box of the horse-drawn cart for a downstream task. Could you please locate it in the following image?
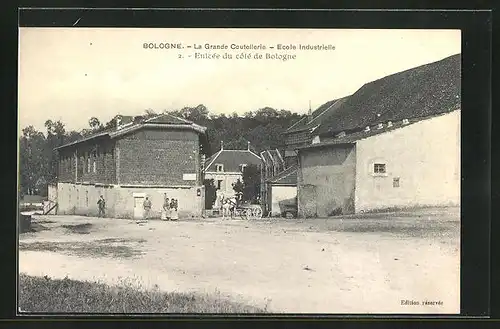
[236,202,263,220]
[226,198,263,220]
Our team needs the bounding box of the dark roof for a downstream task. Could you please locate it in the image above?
[204,149,262,172]
[285,97,349,134]
[55,113,207,151]
[316,54,461,136]
[268,165,297,185]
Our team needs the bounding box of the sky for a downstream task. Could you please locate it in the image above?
[18,28,461,132]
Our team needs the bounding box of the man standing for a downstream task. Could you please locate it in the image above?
[143,197,152,221]
[97,195,106,218]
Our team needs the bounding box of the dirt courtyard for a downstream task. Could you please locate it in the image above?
[18,207,460,314]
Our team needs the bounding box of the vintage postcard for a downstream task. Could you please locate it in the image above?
[18,28,461,314]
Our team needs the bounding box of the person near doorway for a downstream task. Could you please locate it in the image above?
[97,195,106,218]
[143,197,152,221]
[170,198,179,221]
[162,194,170,221]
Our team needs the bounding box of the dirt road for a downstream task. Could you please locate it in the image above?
[19,207,460,313]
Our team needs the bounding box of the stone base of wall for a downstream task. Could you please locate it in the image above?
[56,183,205,219]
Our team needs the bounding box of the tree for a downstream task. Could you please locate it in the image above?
[203,179,217,209]
[88,117,103,131]
[19,126,47,195]
[44,120,67,183]
[242,164,261,202]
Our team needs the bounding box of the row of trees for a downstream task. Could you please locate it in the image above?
[19,105,304,197]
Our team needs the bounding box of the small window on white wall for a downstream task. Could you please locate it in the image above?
[374,163,386,174]
[393,177,400,188]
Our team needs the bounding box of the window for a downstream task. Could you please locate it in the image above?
[92,151,97,173]
[87,154,91,173]
[374,163,386,174]
[239,164,247,172]
[215,164,224,172]
[217,180,223,190]
[393,177,400,188]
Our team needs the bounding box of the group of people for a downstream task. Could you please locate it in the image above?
[96,194,179,221]
[161,194,179,221]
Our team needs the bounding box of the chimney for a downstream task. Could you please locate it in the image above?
[364,126,370,132]
[116,116,122,130]
[402,119,409,125]
[308,100,312,123]
[247,141,251,151]
[220,140,224,151]
[377,123,384,130]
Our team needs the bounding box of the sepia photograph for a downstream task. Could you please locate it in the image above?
[18,27,461,314]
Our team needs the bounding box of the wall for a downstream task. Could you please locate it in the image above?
[117,129,201,186]
[57,139,116,185]
[355,110,460,212]
[298,145,356,217]
[56,183,204,219]
[114,186,204,219]
[269,185,297,216]
[76,140,116,185]
[56,183,117,217]
[204,172,242,197]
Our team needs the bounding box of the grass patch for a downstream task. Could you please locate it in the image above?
[18,274,265,313]
[61,223,93,235]
[325,220,460,239]
[28,223,50,233]
[97,238,147,244]
[19,240,144,259]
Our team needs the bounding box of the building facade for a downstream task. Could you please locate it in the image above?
[203,141,262,198]
[298,111,460,216]
[54,114,210,219]
[297,54,461,217]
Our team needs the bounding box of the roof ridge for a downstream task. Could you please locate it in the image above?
[203,149,223,171]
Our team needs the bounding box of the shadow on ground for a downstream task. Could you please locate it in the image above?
[19,238,145,259]
[61,223,93,235]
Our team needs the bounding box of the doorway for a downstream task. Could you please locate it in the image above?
[133,193,145,219]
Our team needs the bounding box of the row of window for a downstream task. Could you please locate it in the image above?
[60,148,114,175]
[214,163,248,173]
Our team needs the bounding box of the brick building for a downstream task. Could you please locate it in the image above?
[53,114,210,219]
[297,54,461,217]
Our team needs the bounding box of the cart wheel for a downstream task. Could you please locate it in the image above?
[253,207,263,219]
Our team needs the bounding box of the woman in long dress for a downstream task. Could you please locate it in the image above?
[162,196,170,221]
[170,198,179,221]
